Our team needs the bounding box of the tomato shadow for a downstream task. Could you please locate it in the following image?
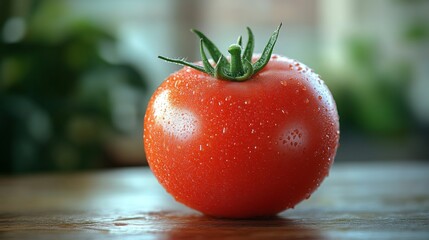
[163,213,327,240]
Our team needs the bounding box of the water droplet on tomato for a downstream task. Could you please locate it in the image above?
[280,80,288,86]
[279,126,306,150]
[304,98,309,104]
[153,90,198,141]
[244,100,251,105]
[225,96,232,101]
[318,95,322,100]
[222,127,227,134]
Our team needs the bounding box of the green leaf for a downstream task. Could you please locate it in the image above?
[242,27,254,62]
[158,56,206,73]
[252,23,282,73]
[235,59,254,81]
[191,29,229,67]
[214,56,234,80]
[159,24,283,82]
[237,35,243,48]
[199,39,214,75]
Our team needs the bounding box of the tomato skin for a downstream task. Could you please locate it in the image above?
[144,55,339,218]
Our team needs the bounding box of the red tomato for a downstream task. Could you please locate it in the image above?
[144,25,339,218]
[144,54,339,218]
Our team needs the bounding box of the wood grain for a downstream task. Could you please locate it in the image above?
[1,162,428,239]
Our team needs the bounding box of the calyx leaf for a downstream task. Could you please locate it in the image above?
[158,23,282,82]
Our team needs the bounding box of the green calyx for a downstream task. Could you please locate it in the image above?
[158,23,282,82]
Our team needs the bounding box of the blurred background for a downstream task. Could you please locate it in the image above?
[1,0,428,174]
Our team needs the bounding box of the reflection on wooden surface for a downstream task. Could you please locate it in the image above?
[1,163,428,239]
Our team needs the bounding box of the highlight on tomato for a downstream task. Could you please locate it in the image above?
[144,23,340,218]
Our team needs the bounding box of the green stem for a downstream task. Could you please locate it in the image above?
[228,44,244,77]
[159,24,282,81]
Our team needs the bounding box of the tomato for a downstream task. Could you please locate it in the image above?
[144,24,339,218]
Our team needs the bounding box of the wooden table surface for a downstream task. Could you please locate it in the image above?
[1,162,428,240]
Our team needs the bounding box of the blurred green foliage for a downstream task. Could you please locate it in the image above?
[328,37,413,137]
[0,1,147,174]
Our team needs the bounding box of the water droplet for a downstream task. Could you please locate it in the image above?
[318,95,322,100]
[225,96,232,101]
[280,80,288,86]
[222,127,227,134]
[304,98,309,104]
[244,100,251,105]
[251,129,256,134]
